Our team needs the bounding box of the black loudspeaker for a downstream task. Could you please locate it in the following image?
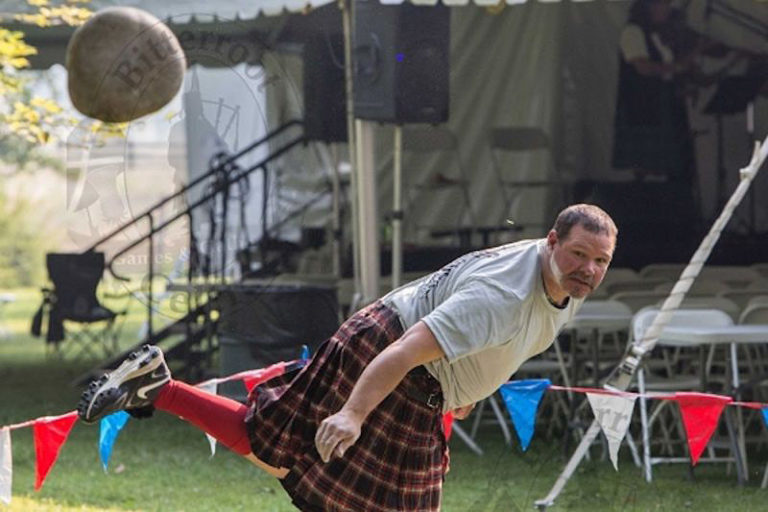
[217,285,340,400]
[353,1,450,124]
[304,33,348,142]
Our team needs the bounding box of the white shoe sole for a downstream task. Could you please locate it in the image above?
[78,345,165,423]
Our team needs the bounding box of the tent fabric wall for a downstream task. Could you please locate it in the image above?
[373,5,568,245]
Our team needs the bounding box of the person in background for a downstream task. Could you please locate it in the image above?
[612,0,696,184]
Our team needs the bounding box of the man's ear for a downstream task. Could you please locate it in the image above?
[546,230,558,249]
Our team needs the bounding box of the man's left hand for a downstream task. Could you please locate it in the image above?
[451,403,475,420]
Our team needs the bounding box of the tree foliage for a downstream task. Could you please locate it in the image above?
[0,1,93,285]
[0,0,92,169]
[0,183,57,286]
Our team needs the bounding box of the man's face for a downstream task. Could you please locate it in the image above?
[547,224,615,299]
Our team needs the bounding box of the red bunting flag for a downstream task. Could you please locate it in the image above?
[674,392,732,466]
[243,362,286,392]
[33,412,78,491]
[443,412,454,441]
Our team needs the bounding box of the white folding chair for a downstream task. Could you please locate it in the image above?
[638,263,687,281]
[610,290,669,313]
[735,302,768,485]
[654,280,731,298]
[745,295,768,310]
[632,307,739,482]
[604,278,668,297]
[402,126,476,246]
[594,267,639,294]
[568,300,632,386]
[719,289,768,312]
[751,263,768,280]
[698,266,762,289]
[665,296,742,323]
[489,126,569,237]
[737,302,768,382]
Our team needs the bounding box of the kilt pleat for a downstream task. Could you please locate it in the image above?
[245,301,447,511]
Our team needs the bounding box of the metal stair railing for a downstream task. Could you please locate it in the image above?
[82,119,305,342]
[73,303,212,386]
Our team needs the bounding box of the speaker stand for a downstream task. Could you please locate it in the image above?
[392,125,404,289]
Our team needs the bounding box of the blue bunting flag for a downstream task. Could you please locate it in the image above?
[99,411,130,471]
[499,379,551,451]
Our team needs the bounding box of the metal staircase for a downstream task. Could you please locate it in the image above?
[75,120,306,384]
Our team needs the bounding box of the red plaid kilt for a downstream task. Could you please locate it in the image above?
[245,300,448,511]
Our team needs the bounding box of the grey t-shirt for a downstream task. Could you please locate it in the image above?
[382,239,582,411]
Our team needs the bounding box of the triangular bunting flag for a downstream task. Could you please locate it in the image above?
[586,393,636,470]
[762,407,768,430]
[674,392,732,466]
[33,412,78,491]
[442,412,454,441]
[243,362,286,393]
[499,379,551,451]
[0,427,11,504]
[196,381,219,457]
[300,345,311,361]
[99,411,130,471]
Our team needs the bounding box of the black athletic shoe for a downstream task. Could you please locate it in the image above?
[77,345,170,424]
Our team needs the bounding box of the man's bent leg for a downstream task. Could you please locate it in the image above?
[245,454,289,479]
[154,380,288,478]
[77,345,287,478]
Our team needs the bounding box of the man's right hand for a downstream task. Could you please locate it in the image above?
[314,409,363,463]
[313,321,446,464]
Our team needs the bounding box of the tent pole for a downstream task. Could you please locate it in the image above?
[340,0,362,307]
[330,144,341,279]
[355,119,380,304]
[392,125,403,289]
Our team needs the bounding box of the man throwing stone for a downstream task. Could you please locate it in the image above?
[78,203,617,512]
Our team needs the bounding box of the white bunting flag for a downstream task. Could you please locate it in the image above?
[586,393,636,470]
[0,427,11,504]
[197,382,219,456]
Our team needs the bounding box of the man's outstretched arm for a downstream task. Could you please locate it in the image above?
[314,320,445,462]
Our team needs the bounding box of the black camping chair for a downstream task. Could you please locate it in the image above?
[31,252,126,359]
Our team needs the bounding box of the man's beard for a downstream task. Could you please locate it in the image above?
[550,252,593,297]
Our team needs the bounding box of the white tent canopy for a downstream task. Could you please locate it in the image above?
[0,0,638,21]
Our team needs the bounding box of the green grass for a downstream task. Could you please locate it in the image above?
[1,287,766,511]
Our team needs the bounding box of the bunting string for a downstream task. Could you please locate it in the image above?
[497,381,768,471]
[0,357,307,503]
[5,356,768,504]
[5,411,80,432]
[193,359,305,389]
[546,384,768,408]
